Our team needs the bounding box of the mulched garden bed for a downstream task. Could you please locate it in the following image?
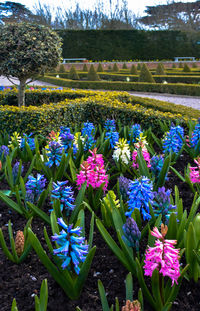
[1,151,200,310]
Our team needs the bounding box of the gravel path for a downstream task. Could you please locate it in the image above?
[129,92,200,110]
[0,76,199,110]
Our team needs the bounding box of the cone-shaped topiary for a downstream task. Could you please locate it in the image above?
[112,63,119,72]
[108,64,112,71]
[97,63,104,72]
[183,63,191,72]
[179,62,183,68]
[172,63,176,69]
[68,65,80,80]
[58,64,66,73]
[155,63,165,75]
[192,62,198,68]
[130,64,138,75]
[138,64,155,83]
[82,63,88,72]
[122,62,128,69]
[87,64,100,81]
[137,63,141,70]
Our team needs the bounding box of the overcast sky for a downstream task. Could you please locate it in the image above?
[10,0,196,15]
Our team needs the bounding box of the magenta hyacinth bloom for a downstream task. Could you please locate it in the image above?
[190,158,200,183]
[144,226,180,286]
[76,148,108,191]
[132,148,151,169]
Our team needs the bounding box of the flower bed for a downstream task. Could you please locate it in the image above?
[1,118,200,310]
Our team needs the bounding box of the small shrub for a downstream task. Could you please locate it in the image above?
[183,63,191,72]
[137,63,141,70]
[179,62,183,68]
[122,62,128,69]
[68,65,80,80]
[192,63,198,68]
[172,63,176,69]
[97,63,104,72]
[155,63,165,75]
[138,64,155,83]
[112,63,119,72]
[130,65,138,75]
[82,64,88,72]
[58,64,66,73]
[87,64,100,81]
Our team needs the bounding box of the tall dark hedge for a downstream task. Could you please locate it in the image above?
[56,30,200,61]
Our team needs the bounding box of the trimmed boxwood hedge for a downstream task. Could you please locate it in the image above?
[0,89,198,135]
[40,76,200,96]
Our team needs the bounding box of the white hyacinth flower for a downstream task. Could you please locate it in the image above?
[113,138,131,165]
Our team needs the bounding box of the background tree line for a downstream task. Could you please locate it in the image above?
[0,0,200,31]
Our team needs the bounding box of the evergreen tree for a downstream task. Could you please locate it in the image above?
[58,64,66,73]
[82,63,88,72]
[137,63,141,70]
[97,63,104,72]
[130,64,138,75]
[155,63,165,75]
[87,64,100,81]
[122,62,128,69]
[138,64,155,83]
[68,65,80,80]
[183,63,191,72]
[112,63,119,72]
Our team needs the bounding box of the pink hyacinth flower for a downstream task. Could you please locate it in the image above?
[144,225,180,286]
[190,157,200,184]
[132,148,151,169]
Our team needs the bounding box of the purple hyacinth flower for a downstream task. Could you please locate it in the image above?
[122,217,141,251]
[51,181,75,216]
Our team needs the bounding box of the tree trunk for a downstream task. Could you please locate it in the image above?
[18,79,26,107]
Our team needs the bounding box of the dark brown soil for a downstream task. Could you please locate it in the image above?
[1,152,200,311]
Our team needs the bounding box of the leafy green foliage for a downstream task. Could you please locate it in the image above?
[87,64,100,81]
[138,64,155,83]
[68,65,80,80]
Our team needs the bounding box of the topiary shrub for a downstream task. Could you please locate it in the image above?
[82,63,88,72]
[137,63,141,70]
[58,64,66,73]
[87,64,100,81]
[112,63,119,72]
[97,63,104,72]
[183,63,191,72]
[68,65,80,80]
[179,62,183,68]
[138,64,155,83]
[172,63,176,69]
[192,63,198,68]
[0,22,62,107]
[122,62,128,69]
[130,65,138,75]
[155,63,165,75]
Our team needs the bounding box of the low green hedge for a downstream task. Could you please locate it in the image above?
[40,76,200,96]
[0,88,99,106]
[51,72,200,84]
[0,90,196,135]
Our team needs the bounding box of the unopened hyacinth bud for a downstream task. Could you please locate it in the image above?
[15,230,24,257]
[0,145,9,160]
[122,300,141,311]
[12,161,24,183]
[122,217,141,251]
[118,176,130,201]
[154,187,176,223]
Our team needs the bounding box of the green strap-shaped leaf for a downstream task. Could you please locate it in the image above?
[98,280,110,311]
[151,269,163,310]
[155,154,170,190]
[70,182,86,223]
[125,273,133,302]
[88,212,94,251]
[74,246,96,297]
[0,191,23,215]
[0,228,14,262]
[38,279,48,311]
[11,298,19,311]
[27,202,50,224]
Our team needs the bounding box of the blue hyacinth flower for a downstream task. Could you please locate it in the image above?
[105,131,119,148]
[163,124,184,154]
[21,133,35,151]
[60,127,74,152]
[129,124,142,144]
[12,161,24,183]
[45,141,63,167]
[126,177,154,221]
[81,122,96,151]
[0,145,9,160]
[104,119,116,132]
[191,120,200,149]
[25,173,46,204]
[52,218,89,274]
[51,181,75,215]
[154,187,176,223]
[122,217,141,251]
[150,155,165,180]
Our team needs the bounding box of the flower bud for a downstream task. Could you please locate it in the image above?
[15,230,24,257]
[122,300,141,311]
